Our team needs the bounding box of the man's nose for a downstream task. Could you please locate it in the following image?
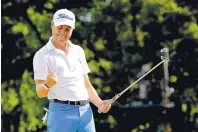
[59,29,67,34]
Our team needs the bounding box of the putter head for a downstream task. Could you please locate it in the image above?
[160,48,169,61]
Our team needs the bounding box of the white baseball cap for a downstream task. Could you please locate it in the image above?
[52,9,75,29]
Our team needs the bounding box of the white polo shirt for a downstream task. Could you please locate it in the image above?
[33,38,90,101]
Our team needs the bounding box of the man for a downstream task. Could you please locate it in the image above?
[33,8,111,132]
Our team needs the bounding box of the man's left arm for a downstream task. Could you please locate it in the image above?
[76,45,111,113]
[84,75,111,113]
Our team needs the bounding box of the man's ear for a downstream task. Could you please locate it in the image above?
[51,23,53,29]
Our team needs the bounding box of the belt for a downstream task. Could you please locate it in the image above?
[49,99,89,106]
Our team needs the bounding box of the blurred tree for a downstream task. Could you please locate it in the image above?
[1,0,198,131]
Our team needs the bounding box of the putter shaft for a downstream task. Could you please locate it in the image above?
[98,60,166,113]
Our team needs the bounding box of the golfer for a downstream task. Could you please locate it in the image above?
[33,8,111,132]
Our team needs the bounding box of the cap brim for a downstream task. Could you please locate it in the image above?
[54,21,75,29]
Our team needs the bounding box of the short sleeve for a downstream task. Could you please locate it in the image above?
[76,45,90,75]
[33,52,49,80]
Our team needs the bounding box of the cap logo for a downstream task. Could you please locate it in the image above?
[57,14,73,21]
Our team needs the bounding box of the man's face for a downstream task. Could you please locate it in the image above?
[51,23,73,43]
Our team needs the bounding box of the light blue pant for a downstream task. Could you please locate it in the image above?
[47,102,96,132]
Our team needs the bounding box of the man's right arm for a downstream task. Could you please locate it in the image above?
[33,51,58,98]
[35,72,58,98]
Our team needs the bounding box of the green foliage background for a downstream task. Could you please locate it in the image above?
[2,0,198,131]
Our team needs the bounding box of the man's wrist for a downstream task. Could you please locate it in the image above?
[44,83,50,89]
[96,100,103,108]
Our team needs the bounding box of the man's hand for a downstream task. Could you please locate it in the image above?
[46,72,58,88]
[98,100,111,113]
